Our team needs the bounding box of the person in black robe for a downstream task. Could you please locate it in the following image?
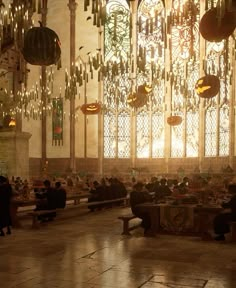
[214,183,236,241]
[0,176,12,236]
[130,182,153,233]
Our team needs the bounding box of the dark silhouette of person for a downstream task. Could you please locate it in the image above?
[154,178,172,202]
[130,182,153,233]
[54,181,66,208]
[35,180,57,222]
[0,176,12,236]
[214,183,236,241]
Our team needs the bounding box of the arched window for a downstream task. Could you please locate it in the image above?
[136,0,165,158]
[103,0,131,158]
[170,0,200,157]
[204,1,230,157]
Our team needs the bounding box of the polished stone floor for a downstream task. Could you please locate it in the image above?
[1,206,236,288]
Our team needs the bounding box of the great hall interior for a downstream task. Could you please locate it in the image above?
[1,0,236,287]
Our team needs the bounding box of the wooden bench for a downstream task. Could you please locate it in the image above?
[230,222,236,242]
[28,197,129,228]
[118,214,141,235]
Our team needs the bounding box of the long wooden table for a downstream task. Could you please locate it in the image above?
[136,202,223,239]
[11,192,91,227]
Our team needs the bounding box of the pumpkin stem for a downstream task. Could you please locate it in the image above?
[38,21,43,27]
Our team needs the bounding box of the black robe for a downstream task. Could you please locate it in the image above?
[0,183,12,229]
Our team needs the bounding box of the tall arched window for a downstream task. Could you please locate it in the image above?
[136,0,165,158]
[204,1,231,157]
[103,0,131,158]
[170,0,200,157]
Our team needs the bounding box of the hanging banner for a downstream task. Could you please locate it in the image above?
[52,98,63,145]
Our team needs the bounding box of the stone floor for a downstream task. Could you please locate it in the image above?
[1,206,236,288]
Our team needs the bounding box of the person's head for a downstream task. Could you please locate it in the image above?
[160,178,167,186]
[0,176,6,184]
[228,184,236,194]
[44,179,51,187]
[55,181,61,189]
[133,181,144,192]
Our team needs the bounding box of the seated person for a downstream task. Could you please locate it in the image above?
[35,180,57,222]
[213,183,236,241]
[130,182,153,233]
[154,178,172,202]
[54,181,67,208]
[178,177,189,195]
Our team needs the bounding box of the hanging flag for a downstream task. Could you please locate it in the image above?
[52,98,63,145]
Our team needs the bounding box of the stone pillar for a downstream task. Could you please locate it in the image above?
[68,0,77,173]
[0,131,31,179]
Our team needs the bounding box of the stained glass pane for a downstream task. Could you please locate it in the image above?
[219,107,229,156]
[103,0,131,158]
[136,111,149,158]
[186,111,199,157]
[205,109,217,156]
[104,111,116,158]
[204,0,230,157]
[152,112,164,157]
[118,111,131,158]
[170,0,200,157]
[171,113,184,157]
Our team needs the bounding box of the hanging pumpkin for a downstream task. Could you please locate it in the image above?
[199,8,236,42]
[195,75,220,98]
[81,103,101,115]
[22,21,61,66]
[167,115,182,126]
[127,92,148,108]
[137,84,152,95]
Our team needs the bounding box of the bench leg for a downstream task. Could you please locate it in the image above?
[32,215,40,229]
[231,225,236,242]
[122,220,131,236]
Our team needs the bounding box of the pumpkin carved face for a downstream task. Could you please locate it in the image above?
[200,8,236,42]
[22,22,61,66]
[81,103,101,115]
[137,84,152,95]
[127,92,148,108]
[195,75,220,98]
[167,115,182,126]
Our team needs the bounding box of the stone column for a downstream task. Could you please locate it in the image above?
[41,0,48,174]
[68,0,77,173]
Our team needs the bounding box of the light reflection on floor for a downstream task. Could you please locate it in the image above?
[1,206,236,287]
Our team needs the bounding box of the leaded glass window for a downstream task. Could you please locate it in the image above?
[205,108,217,156]
[170,0,200,157]
[204,0,231,157]
[136,111,149,158]
[103,0,131,158]
[136,0,165,158]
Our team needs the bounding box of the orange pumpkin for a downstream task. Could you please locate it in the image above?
[81,103,101,115]
[199,8,236,42]
[195,75,220,98]
[127,92,148,108]
[167,115,182,126]
[137,84,152,95]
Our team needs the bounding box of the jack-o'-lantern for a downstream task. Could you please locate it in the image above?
[127,92,148,108]
[199,8,236,42]
[137,84,152,95]
[195,75,220,98]
[22,21,61,66]
[81,103,101,115]
[167,115,182,126]
[9,118,16,127]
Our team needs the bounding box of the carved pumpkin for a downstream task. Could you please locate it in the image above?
[9,118,16,127]
[22,21,61,66]
[127,92,148,108]
[195,75,220,98]
[199,8,236,42]
[137,84,152,95]
[81,103,101,115]
[167,115,182,126]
